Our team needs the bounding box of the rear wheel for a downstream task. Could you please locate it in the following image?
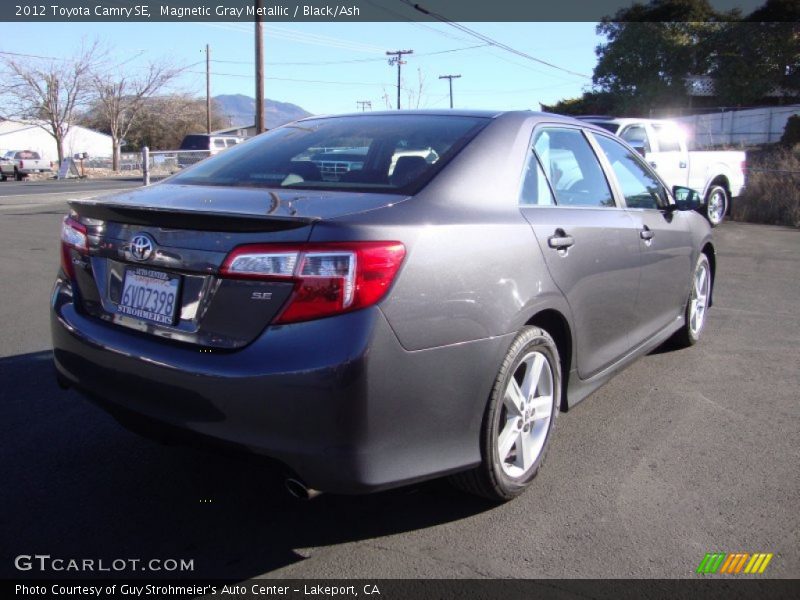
[673,253,712,347]
[450,326,560,501]
[14,168,24,181]
[705,185,728,227]
[0,173,6,182]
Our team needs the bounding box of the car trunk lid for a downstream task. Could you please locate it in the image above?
[65,184,407,349]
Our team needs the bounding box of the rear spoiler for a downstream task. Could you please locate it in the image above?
[69,200,316,233]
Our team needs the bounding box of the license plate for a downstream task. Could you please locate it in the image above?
[118,267,180,325]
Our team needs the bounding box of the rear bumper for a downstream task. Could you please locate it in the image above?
[51,278,510,493]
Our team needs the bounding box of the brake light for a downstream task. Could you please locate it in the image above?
[60,215,88,279]
[221,242,406,324]
[19,160,24,169]
[740,160,747,174]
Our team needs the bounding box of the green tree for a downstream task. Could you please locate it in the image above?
[593,0,730,113]
[709,1,800,105]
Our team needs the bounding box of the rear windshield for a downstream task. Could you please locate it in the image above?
[15,151,41,159]
[179,135,210,150]
[589,122,620,134]
[169,114,490,193]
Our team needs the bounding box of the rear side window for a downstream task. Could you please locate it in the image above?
[170,115,489,193]
[651,123,682,152]
[212,139,227,149]
[519,151,555,206]
[594,134,667,210]
[533,128,615,208]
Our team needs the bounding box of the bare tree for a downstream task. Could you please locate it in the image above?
[404,68,427,110]
[92,60,184,171]
[0,40,101,164]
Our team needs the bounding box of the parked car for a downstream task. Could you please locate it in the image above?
[178,134,244,154]
[577,117,746,226]
[51,111,715,501]
[0,150,53,181]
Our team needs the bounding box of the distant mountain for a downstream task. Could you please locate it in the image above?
[213,94,311,129]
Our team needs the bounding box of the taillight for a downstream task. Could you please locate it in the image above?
[19,160,24,169]
[221,242,406,324]
[60,215,88,279]
[740,160,747,174]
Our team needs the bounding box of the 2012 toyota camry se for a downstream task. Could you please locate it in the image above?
[51,111,715,501]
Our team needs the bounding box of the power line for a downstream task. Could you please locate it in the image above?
[209,44,488,67]
[400,0,591,80]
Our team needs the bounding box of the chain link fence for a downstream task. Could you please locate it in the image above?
[143,149,211,184]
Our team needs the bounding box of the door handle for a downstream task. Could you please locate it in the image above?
[640,226,655,241]
[649,161,658,169]
[548,229,575,250]
[679,161,687,169]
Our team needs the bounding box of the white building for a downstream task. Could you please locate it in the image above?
[0,119,112,162]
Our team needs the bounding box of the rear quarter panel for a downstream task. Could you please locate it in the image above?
[309,113,572,352]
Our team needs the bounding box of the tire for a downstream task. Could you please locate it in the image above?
[14,168,24,182]
[673,253,712,348]
[705,185,728,227]
[0,173,6,182]
[449,326,561,501]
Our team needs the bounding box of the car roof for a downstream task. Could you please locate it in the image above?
[294,110,603,130]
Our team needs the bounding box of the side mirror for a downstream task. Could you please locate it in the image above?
[671,186,703,212]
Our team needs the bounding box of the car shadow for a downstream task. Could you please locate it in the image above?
[0,351,496,580]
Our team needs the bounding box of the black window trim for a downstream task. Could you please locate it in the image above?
[519,122,623,210]
[587,130,675,212]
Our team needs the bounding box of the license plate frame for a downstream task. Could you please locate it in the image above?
[118,266,181,326]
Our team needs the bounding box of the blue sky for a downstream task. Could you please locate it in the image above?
[1,21,600,116]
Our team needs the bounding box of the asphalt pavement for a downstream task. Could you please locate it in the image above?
[0,195,797,580]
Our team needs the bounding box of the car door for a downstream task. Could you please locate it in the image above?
[519,125,642,379]
[590,132,694,343]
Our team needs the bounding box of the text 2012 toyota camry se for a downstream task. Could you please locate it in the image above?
[51,111,715,501]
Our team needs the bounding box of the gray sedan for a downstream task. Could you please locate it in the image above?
[51,111,714,501]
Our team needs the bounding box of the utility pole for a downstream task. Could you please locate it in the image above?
[205,44,211,134]
[438,74,461,109]
[356,100,372,112]
[254,0,265,133]
[386,49,413,110]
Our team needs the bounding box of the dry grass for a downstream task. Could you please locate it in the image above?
[733,146,800,228]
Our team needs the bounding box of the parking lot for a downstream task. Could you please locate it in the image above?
[1,190,798,579]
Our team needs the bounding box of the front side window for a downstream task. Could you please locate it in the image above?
[594,134,667,210]
[169,115,489,193]
[620,126,651,153]
[533,127,615,208]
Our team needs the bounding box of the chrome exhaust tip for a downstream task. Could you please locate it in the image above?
[285,478,322,500]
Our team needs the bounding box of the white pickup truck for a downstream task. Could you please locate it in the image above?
[578,117,746,226]
[0,150,53,181]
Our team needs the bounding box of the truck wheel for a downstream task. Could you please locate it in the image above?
[705,185,728,227]
[14,168,24,182]
[0,173,6,182]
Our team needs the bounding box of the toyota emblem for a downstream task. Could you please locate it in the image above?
[130,233,155,262]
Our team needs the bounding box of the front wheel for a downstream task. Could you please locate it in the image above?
[449,326,560,501]
[705,185,728,227]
